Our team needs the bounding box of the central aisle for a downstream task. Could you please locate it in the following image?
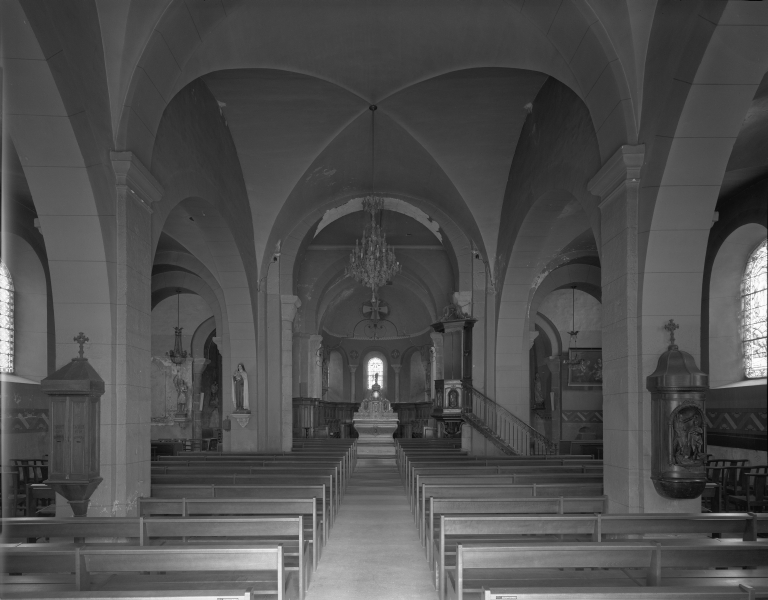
[305,461,438,600]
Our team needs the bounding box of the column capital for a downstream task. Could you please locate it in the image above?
[280,295,301,322]
[111,151,164,210]
[391,364,402,373]
[588,144,644,208]
[348,364,358,373]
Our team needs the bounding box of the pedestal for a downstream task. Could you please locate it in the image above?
[352,382,398,466]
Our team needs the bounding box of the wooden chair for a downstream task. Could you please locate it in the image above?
[728,468,768,513]
[707,461,749,511]
[1,468,27,517]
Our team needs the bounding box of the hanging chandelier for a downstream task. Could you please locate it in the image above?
[346,105,401,302]
[167,289,188,365]
[563,285,582,366]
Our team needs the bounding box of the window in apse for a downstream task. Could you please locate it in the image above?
[367,357,383,389]
[742,238,767,378]
[0,260,14,373]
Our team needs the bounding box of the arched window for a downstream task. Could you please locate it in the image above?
[0,260,14,373]
[367,357,383,389]
[741,238,767,379]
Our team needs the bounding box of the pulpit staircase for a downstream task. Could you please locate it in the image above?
[463,386,557,456]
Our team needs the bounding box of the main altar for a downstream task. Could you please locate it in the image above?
[352,375,399,464]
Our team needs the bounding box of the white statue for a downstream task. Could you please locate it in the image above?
[232,363,250,412]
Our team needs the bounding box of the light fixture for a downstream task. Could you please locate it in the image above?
[563,285,582,366]
[346,105,401,304]
[167,289,188,365]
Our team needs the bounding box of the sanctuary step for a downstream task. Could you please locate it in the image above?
[305,461,437,599]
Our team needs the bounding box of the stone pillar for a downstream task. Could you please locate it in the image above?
[281,295,301,451]
[588,145,645,513]
[546,356,562,444]
[392,364,401,403]
[110,152,162,517]
[308,335,323,399]
[191,358,208,449]
[349,364,358,403]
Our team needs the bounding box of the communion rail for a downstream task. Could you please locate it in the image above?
[464,386,557,456]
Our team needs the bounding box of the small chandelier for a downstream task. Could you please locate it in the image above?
[167,289,188,365]
[563,285,582,366]
[346,105,401,302]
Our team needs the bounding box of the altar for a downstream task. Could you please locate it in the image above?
[352,376,399,465]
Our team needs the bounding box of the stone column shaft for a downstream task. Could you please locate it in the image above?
[349,364,358,403]
[308,335,323,399]
[281,295,301,451]
[392,364,401,403]
[588,145,644,513]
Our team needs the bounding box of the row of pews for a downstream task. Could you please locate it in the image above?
[1,438,356,600]
[397,438,768,600]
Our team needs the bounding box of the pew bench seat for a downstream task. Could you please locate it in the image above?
[2,590,255,600]
[2,544,290,600]
[480,585,763,600]
[447,541,768,600]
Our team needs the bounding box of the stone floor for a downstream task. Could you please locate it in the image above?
[305,459,438,600]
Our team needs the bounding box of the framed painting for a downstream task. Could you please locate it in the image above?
[566,348,603,387]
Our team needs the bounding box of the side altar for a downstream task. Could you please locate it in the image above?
[352,375,398,463]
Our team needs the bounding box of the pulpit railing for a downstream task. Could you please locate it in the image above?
[465,386,557,455]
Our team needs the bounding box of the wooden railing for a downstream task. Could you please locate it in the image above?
[464,386,557,455]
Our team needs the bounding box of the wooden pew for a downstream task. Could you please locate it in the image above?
[424,496,609,565]
[151,469,341,514]
[3,515,312,598]
[150,484,330,540]
[139,517,307,600]
[161,452,353,488]
[410,470,603,514]
[450,542,768,600]
[481,587,758,600]
[436,513,768,600]
[403,458,600,490]
[419,482,604,544]
[3,545,286,599]
[138,498,321,571]
[2,591,255,600]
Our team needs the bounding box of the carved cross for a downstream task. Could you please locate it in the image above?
[363,299,389,322]
[74,332,89,359]
[663,319,679,347]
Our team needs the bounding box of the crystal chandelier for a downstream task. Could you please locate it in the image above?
[167,289,188,365]
[346,106,401,302]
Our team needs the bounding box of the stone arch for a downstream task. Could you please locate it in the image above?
[4,2,113,374]
[191,317,217,362]
[1,233,49,382]
[707,224,767,388]
[496,187,598,420]
[639,3,768,363]
[117,1,635,171]
[534,312,563,359]
[281,197,472,300]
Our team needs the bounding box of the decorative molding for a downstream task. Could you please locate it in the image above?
[561,410,603,424]
[281,295,301,323]
[587,144,644,207]
[705,408,766,434]
[231,411,251,428]
[1,408,49,433]
[110,151,164,209]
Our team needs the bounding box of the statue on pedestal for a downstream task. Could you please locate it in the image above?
[232,363,250,413]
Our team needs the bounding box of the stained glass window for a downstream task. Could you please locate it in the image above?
[0,260,14,373]
[367,357,383,389]
[741,239,767,379]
